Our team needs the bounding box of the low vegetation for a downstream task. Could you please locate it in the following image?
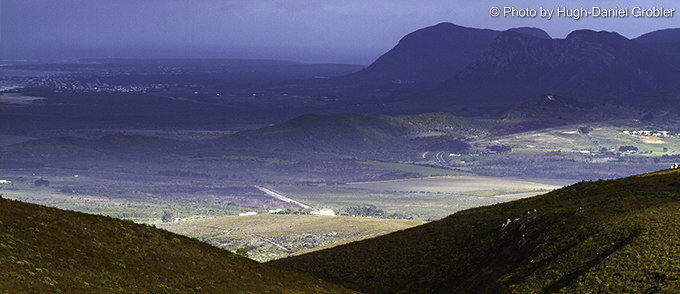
[271,168,680,293]
[0,196,351,293]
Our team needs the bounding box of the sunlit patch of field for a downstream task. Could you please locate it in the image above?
[478,128,593,153]
[273,176,568,220]
[478,123,680,155]
[346,176,560,193]
[160,213,424,262]
[641,136,666,144]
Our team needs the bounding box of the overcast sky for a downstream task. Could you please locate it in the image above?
[1,0,678,64]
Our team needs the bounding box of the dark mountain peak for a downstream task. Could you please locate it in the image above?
[492,29,552,47]
[562,30,641,65]
[398,22,487,42]
[406,22,465,34]
[634,28,680,44]
[347,23,501,85]
[430,26,680,111]
[454,30,553,78]
[633,28,680,58]
[565,30,630,45]
[507,27,551,39]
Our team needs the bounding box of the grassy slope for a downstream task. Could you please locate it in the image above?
[0,197,352,293]
[160,214,425,262]
[271,169,680,293]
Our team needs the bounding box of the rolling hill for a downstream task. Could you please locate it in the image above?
[499,95,632,123]
[0,196,351,293]
[219,112,482,158]
[270,168,680,293]
[487,95,638,134]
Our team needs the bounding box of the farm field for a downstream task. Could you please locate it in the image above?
[480,124,680,155]
[0,172,298,224]
[273,176,569,220]
[160,214,424,262]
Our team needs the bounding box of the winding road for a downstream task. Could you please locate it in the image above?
[435,151,451,168]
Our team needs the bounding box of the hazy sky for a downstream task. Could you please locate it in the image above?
[1,0,678,64]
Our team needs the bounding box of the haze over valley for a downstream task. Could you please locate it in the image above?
[2,1,680,292]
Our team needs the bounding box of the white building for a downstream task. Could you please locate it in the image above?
[311,209,336,216]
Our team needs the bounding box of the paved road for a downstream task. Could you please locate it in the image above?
[255,186,314,210]
[435,151,451,168]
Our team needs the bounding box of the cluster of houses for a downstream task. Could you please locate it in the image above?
[238,208,336,217]
[623,130,674,137]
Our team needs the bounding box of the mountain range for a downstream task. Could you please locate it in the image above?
[345,23,680,114]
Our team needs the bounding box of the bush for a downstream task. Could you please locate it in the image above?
[344,205,384,217]
[235,248,249,257]
[619,145,639,152]
[488,145,512,154]
[161,211,174,223]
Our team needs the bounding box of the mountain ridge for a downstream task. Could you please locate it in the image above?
[427,28,680,110]
[343,23,552,87]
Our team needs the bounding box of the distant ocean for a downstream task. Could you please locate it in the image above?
[0,68,60,78]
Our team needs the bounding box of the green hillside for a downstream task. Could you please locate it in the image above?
[0,196,351,293]
[271,168,680,293]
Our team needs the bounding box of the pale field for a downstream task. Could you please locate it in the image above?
[160,213,424,262]
[273,176,569,220]
[478,124,680,155]
[346,176,562,193]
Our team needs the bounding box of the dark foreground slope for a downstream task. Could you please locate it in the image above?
[0,197,351,293]
[271,169,680,293]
